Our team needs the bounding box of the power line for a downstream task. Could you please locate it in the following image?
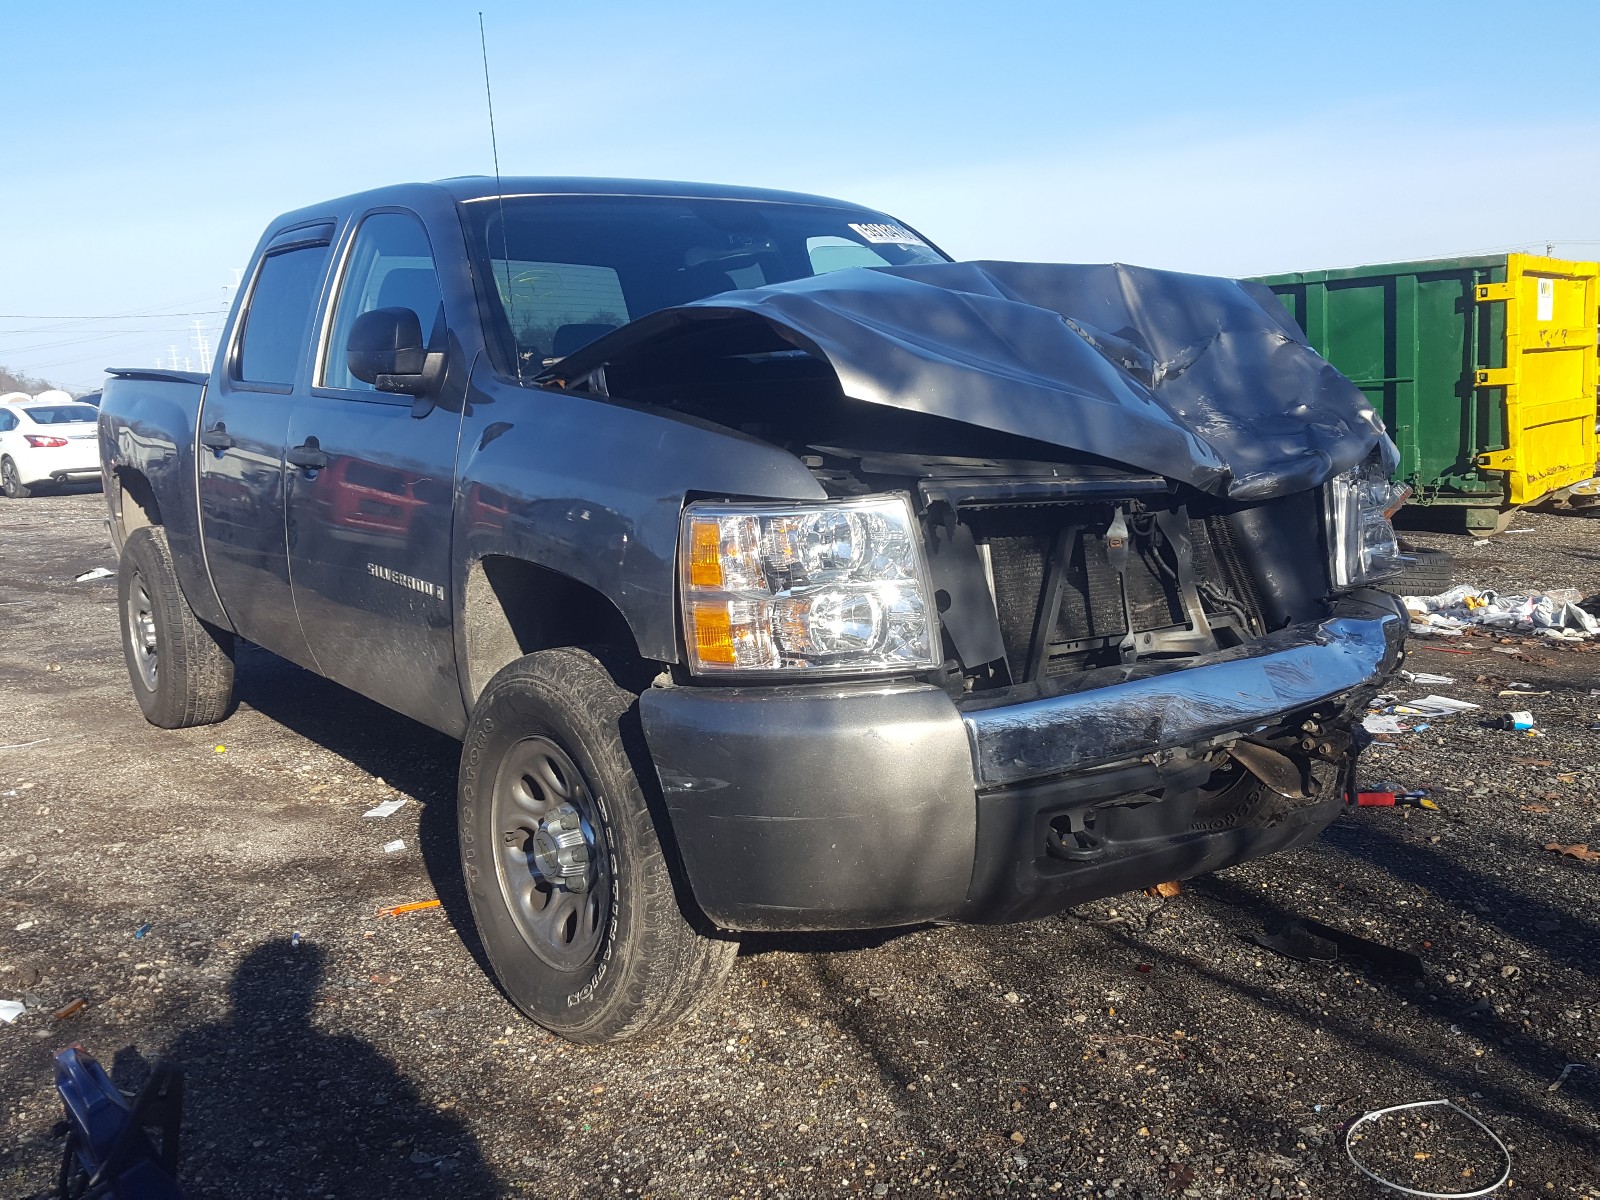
[0,310,227,320]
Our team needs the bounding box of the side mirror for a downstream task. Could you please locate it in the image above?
[346,307,445,397]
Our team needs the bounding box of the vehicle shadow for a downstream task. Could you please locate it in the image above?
[146,939,498,1197]
[1319,819,1600,979]
[230,644,488,975]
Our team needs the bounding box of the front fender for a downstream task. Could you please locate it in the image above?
[452,363,825,671]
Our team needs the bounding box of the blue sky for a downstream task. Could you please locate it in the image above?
[4,0,1598,392]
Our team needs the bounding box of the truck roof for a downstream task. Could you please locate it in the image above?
[267,177,891,233]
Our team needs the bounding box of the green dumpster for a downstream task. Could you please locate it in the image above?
[1253,253,1598,532]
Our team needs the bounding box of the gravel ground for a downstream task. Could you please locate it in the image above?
[1,490,1597,1199]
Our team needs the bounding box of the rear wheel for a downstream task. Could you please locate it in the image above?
[459,648,737,1043]
[118,527,235,728]
[1,456,33,499]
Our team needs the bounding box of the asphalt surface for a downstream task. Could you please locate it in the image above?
[1,489,1597,1199]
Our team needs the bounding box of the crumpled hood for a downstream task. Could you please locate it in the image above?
[547,260,1393,501]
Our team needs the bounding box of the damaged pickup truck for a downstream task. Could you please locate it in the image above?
[98,178,1408,1042]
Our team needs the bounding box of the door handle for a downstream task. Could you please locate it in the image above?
[286,440,329,471]
[199,425,234,451]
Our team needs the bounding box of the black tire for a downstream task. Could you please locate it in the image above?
[118,526,236,728]
[1,456,33,499]
[1378,546,1454,597]
[458,648,737,1043]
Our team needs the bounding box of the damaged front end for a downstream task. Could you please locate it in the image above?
[564,260,1408,930]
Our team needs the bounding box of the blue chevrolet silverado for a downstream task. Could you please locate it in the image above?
[98,177,1408,1042]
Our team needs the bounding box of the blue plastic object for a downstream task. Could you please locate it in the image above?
[53,1045,185,1199]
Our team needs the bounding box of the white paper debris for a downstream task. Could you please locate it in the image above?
[0,999,25,1024]
[1362,715,1409,734]
[1395,695,1481,716]
[363,797,409,819]
[1403,585,1600,639]
[1401,671,1456,685]
[382,839,406,854]
[74,567,114,582]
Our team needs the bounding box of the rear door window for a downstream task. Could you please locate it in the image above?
[234,242,332,387]
[806,235,894,274]
[491,261,630,362]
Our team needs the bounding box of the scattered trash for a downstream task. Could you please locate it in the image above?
[1542,842,1600,863]
[1143,881,1182,898]
[1363,715,1410,735]
[1415,644,1476,656]
[1401,671,1456,685]
[1345,1098,1510,1199]
[0,739,50,751]
[1495,711,1536,731]
[133,923,152,940]
[53,998,86,1020]
[0,999,26,1024]
[379,899,442,917]
[73,567,114,582]
[363,797,409,819]
[1248,919,1423,975]
[1395,695,1480,717]
[291,930,301,947]
[1496,689,1548,697]
[1520,803,1551,813]
[1404,584,1600,640]
[15,920,36,931]
[1546,1063,1587,1093]
[382,839,406,854]
[213,745,225,753]
[1356,791,1438,810]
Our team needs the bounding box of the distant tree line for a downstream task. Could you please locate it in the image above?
[0,364,65,395]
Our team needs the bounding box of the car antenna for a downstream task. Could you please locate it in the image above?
[479,11,522,384]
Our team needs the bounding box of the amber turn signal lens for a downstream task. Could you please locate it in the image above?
[689,602,737,664]
[689,519,724,589]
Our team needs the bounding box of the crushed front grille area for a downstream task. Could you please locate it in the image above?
[969,502,1262,682]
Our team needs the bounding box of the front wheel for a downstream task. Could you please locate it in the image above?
[459,648,737,1043]
[1,456,33,499]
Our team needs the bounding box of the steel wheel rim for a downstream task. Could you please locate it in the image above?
[491,735,611,971]
[126,573,159,691]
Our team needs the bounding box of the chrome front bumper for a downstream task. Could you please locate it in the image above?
[961,594,1406,788]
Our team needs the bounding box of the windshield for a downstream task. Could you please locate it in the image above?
[24,404,98,424]
[463,195,947,373]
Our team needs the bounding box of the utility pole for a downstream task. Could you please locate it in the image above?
[190,320,213,371]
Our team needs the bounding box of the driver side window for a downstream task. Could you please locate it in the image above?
[322,212,443,392]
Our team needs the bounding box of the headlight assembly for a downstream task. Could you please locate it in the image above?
[679,494,939,676]
[1326,454,1410,588]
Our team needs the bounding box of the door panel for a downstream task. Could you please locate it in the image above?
[197,237,332,666]
[285,210,466,733]
[284,397,462,729]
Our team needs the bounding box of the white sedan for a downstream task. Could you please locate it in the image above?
[0,400,102,498]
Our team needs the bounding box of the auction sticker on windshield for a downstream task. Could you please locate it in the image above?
[848,222,927,247]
